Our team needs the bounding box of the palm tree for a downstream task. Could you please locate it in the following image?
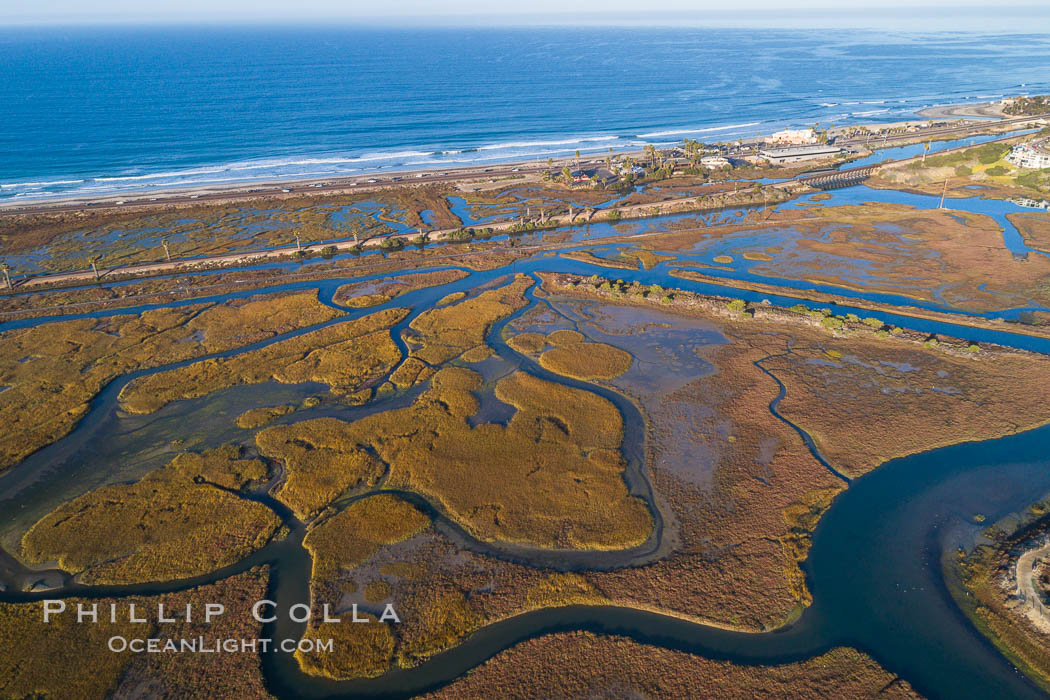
[161,238,171,262]
[644,144,657,169]
[1,262,10,290]
[90,256,101,281]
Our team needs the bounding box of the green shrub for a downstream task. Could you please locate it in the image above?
[821,316,844,331]
[320,246,338,259]
[955,165,972,177]
[727,299,747,312]
[985,165,1008,177]
[1014,171,1044,189]
[380,237,406,251]
[446,229,473,243]
[977,143,1009,164]
[862,317,883,328]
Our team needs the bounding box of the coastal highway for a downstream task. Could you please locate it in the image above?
[831,113,1042,149]
[0,112,1043,218]
[0,121,1039,294]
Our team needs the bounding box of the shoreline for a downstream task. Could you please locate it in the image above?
[0,100,1024,215]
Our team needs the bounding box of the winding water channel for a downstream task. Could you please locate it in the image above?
[1,178,1049,698]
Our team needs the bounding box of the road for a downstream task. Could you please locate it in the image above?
[0,117,1041,295]
[0,114,1042,218]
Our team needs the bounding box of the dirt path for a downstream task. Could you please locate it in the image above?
[1014,539,1050,634]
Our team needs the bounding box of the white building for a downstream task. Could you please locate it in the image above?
[1007,140,1050,170]
[770,128,817,145]
[700,156,730,169]
[759,145,841,164]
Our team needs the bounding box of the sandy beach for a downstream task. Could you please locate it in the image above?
[0,100,1029,217]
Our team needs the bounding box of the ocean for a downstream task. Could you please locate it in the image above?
[2,24,1050,202]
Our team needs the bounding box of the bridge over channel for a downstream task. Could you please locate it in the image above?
[795,165,878,190]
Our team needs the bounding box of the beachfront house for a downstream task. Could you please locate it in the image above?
[770,128,818,145]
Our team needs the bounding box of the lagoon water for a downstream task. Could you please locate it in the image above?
[2,25,1050,201]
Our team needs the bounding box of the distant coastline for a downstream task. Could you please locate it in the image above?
[2,25,1046,207]
[0,100,1027,216]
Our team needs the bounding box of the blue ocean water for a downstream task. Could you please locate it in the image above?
[1,25,1049,202]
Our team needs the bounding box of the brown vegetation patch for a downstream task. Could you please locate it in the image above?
[304,494,430,585]
[546,329,584,346]
[506,332,548,354]
[20,445,279,585]
[0,292,339,473]
[119,307,408,414]
[435,291,467,306]
[0,569,271,699]
[256,419,389,520]
[621,249,675,270]
[538,343,633,380]
[389,356,436,390]
[421,633,919,700]
[235,404,296,429]
[296,495,430,679]
[333,269,470,307]
[406,275,532,365]
[662,203,1050,313]
[519,272,1050,631]
[459,344,492,362]
[560,250,637,270]
[1009,211,1050,255]
[268,367,651,549]
[296,613,396,680]
[763,340,1050,477]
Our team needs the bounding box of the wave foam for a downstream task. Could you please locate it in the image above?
[477,135,619,151]
[636,122,761,138]
[0,179,85,189]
